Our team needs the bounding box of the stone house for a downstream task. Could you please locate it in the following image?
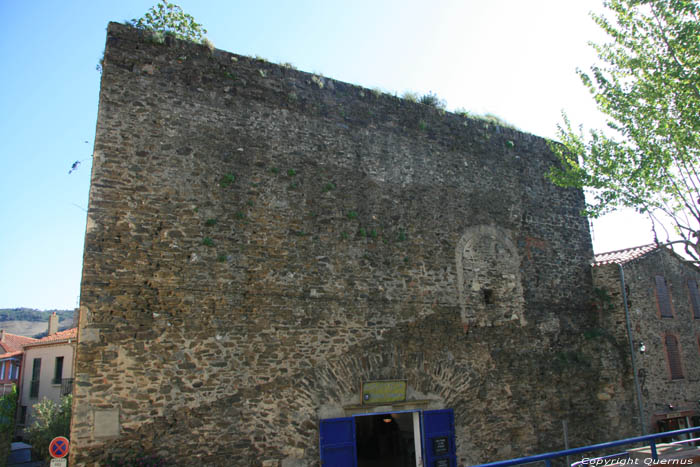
[18,313,76,429]
[71,23,638,466]
[0,331,36,396]
[592,244,700,439]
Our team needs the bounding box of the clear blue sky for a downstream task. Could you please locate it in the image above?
[0,0,654,310]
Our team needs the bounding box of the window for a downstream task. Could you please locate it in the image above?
[656,276,674,318]
[19,406,27,426]
[0,362,5,380]
[665,334,683,380]
[689,279,700,319]
[29,358,41,398]
[52,357,64,385]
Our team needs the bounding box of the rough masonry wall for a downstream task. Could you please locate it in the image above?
[73,23,618,466]
[594,250,700,434]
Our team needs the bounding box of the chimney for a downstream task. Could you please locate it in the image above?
[48,312,59,336]
[0,330,4,342]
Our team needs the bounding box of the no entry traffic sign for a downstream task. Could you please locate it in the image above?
[49,436,69,458]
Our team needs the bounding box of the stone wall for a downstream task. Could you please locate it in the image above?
[593,249,700,434]
[72,23,627,466]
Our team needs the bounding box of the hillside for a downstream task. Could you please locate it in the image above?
[0,308,75,338]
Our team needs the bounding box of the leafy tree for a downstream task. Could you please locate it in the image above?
[129,1,207,43]
[0,386,18,465]
[549,0,700,260]
[25,395,71,462]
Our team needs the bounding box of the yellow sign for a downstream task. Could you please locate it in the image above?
[361,380,407,405]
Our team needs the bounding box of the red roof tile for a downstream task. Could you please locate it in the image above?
[0,332,37,353]
[0,332,37,360]
[24,328,77,347]
[592,243,661,266]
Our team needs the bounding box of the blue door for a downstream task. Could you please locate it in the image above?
[319,417,358,467]
[422,409,457,467]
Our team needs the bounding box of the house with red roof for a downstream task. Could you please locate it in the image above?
[592,243,700,440]
[17,313,77,428]
[0,331,37,396]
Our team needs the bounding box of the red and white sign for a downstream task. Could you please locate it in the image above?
[49,436,69,458]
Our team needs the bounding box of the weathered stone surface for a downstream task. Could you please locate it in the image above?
[71,22,625,466]
[593,247,700,435]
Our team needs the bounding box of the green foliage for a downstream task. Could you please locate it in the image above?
[347,211,358,220]
[583,328,605,340]
[0,385,17,434]
[553,351,591,370]
[220,173,235,187]
[419,91,446,109]
[454,109,518,129]
[478,113,516,129]
[549,0,700,261]
[0,308,73,323]
[401,91,419,102]
[202,237,214,247]
[25,395,72,462]
[592,286,616,313]
[217,254,227,263]
[205,218,217,226]
[130,1,207,43]
[287,169,297,177]
[0,387,15,467]
[396,231,407,242]
[323,182,336,192]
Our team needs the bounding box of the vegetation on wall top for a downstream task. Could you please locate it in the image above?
[129,1,208,44]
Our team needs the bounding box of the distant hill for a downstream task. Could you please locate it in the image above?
[0,308,75,339]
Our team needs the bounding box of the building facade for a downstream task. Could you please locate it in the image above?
[593,244,700,439]
[71,23,638,466]
[19,321,76,429]
[0,331,36,396]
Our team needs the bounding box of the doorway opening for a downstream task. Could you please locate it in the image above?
[355,412,418,467]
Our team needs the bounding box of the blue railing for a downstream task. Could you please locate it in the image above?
[470,426,700,467]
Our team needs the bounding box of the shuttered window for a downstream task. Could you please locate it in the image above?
[656,276,673,318]
[665,335,683,380]
[689,279,700,319]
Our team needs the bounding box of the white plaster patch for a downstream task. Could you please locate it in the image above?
[455,225,525,327]
[93,409,120,438]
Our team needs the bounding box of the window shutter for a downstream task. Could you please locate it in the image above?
[656,276,673,317]
[665,335,683,380]
[689,279,700,319]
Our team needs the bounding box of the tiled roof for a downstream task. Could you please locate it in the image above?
[0,332,37,358]
[592,243,661,266]
[0,333,37,352]
[24,328,77,347]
